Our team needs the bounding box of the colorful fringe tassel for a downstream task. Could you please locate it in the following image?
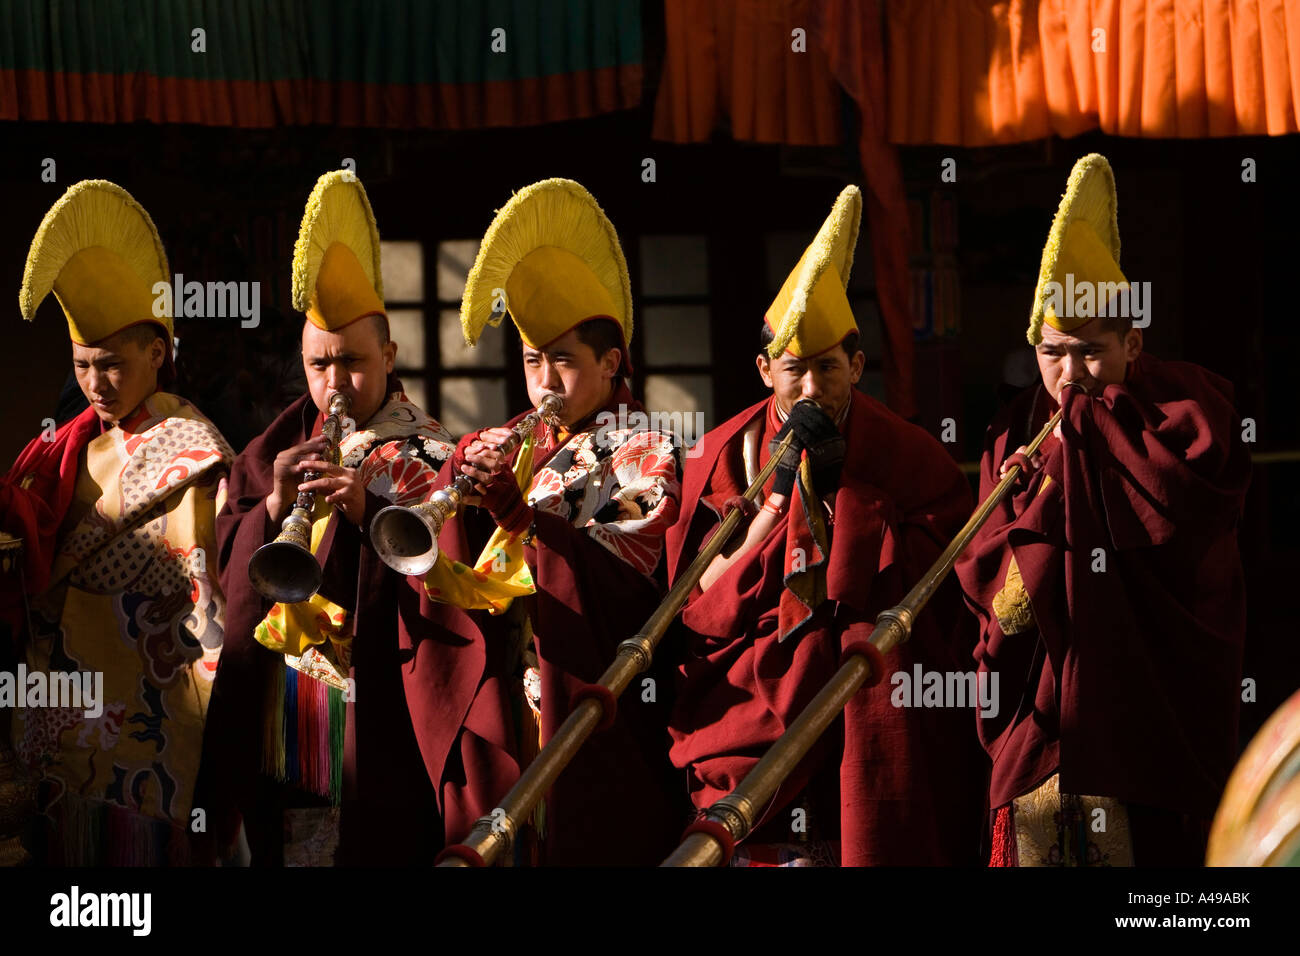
[47,792,190,866]
[262,662,345,805]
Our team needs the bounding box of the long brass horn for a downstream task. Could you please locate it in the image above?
[436,399,814,867]
[371,393,565,575]
[248,391,351,604]
[660,406,1063,866]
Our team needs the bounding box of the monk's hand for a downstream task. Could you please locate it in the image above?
[460,427,516,494]
[787,401,846,495]
[999,445,1043,483]
[721,495,759,521]
[1056,381,1089,440]
[296,459,367,526]
[267,436,330,523]
[768,420,804,497]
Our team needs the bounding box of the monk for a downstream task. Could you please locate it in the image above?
[954,154,1251,866]
[0,180,231,865]
[415,178,686,865]
[666,187,988,866]
[198,171,456,865]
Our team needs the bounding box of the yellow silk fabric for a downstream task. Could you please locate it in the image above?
[422,434,539,613]
[252,501,351,681]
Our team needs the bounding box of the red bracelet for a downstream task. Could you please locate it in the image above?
[761,499,784,517]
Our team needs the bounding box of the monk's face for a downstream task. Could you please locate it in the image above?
[1035,317,1142,404]
[756,345,865,420]
[72,330,164,425]
[520,328,618,426]
[301,316,397,426]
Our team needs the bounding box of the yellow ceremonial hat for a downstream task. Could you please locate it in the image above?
[1028,153,1129,345]
[765,185,862,359]
[461,178,633,373]
[20,180,171,345]
[292,170,386,331]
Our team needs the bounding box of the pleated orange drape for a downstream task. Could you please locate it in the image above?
[886,0,1300,145]
[813,0,917,421]
[654,0,919,417]
[653,0,844,144]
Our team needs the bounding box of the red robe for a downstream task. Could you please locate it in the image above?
[953,353,1251,850]
[199,380,470,865]
[0,409,103,614]
[666,390,988,865]
[421,382,689,865]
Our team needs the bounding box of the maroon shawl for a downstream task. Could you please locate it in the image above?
[665,390,988,865]
[416,382,688,865]
[199,380,469,864]
[954,353,1251,821]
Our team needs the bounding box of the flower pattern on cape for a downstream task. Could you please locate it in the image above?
[527,424,683,577]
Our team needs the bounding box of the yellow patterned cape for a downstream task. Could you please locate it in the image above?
[12,392,231,846]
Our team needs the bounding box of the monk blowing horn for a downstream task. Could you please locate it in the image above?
[662,405,1065,866]
[370,392,565,575]
[248,391,351,604]
[435,400,814,867]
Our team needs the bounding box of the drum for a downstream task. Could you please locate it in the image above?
[1207,688,1300,865]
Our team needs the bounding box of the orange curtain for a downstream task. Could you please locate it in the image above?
[654,0,919,417]
[887,0,1300,145]
[812,0,917,419]
[653,0,843,145]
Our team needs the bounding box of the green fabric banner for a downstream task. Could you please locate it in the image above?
[0,0,643,127]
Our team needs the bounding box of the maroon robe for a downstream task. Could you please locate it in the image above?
[666,390,988,865]
[198,378,477,865]
[954,353,1251,855]
[421,382,688,865]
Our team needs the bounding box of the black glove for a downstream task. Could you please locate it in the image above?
[787,400,846,495]
[768,418,803,497]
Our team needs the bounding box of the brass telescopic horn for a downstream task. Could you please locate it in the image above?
[370,392,565,575]
[436,399,816,867]
[661,405,1064,866]
[248,391,351,604]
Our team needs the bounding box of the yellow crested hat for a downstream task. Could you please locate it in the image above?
[1028,153,1128,345]
[461,178,633,373]
[765,185,862,359]
[293,170,386,331]
[20,180,171,345]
